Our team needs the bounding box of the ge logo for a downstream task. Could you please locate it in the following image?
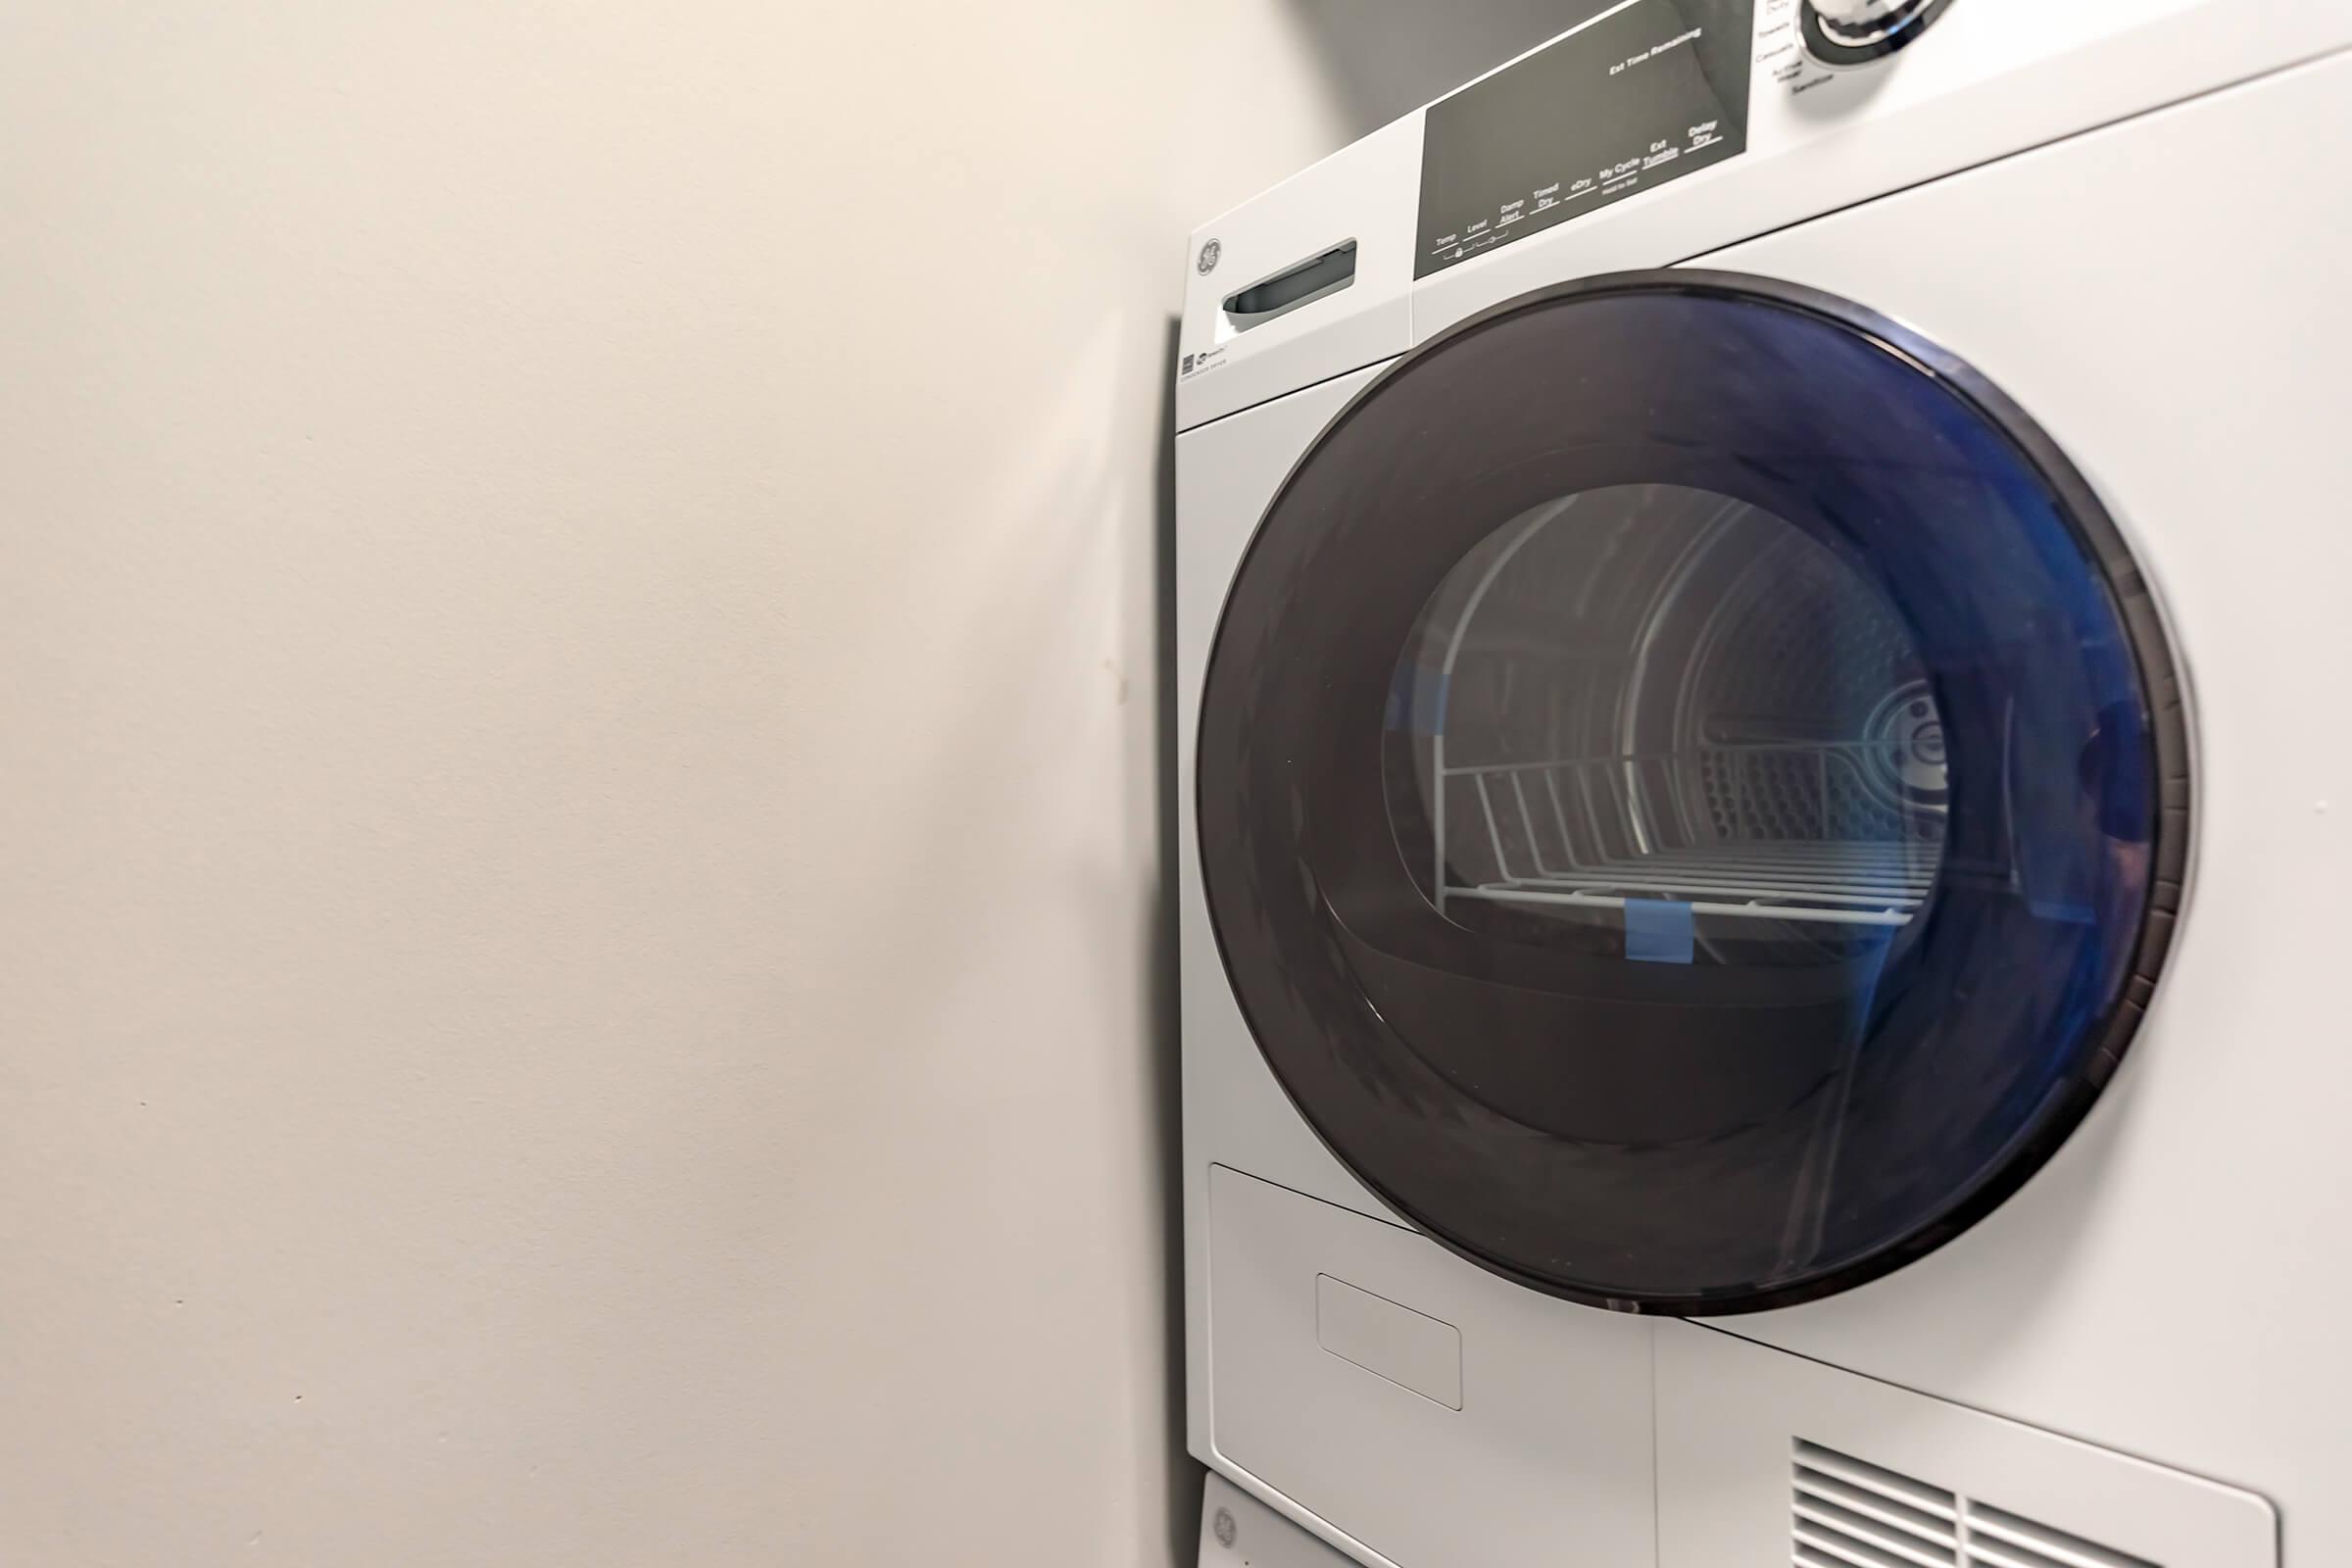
[1198,239,1222,274]
[1211,1507,1238,1548]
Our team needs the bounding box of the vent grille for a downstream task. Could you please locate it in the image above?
[1792,1441,2158,1568]
[1793,1441,1959,1568]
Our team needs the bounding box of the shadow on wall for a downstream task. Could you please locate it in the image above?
[1282,0,1611,136]
[1152,317,1197,1568]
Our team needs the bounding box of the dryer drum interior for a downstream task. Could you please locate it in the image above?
[1388,487,1951,965]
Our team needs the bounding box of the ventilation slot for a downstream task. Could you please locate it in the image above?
[1791,1441,2161,1568]
[1793,1441,1959,1568]
[1966,1503,2157,1568]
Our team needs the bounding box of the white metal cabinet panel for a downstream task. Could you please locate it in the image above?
[1656,1323,2276,1568]
[1207,1165,1655,1568]
[1411,0,2352,342]
[1177,117,1421,432]
[1684,45,2352,1563]
[1174,365,1400,1463]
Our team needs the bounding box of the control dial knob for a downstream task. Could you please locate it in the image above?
[1800,0,1956,68]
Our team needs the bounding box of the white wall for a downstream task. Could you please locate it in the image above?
[0,5,1348,1564]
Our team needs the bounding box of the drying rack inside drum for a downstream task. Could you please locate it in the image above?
[1387,486,1965,961]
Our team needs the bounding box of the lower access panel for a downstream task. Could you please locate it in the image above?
[1208,1164,1653,1567]
[1656,1322,2277,1568]
[1200,1471,1357,1568]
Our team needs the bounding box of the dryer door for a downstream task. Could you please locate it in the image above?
[1196,272,2188,1315]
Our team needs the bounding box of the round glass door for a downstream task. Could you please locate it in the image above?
[1196,273,2187,1314]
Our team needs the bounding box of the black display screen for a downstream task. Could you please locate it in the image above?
[1416,0,1755,277]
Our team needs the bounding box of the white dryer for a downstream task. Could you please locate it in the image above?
[1175,3,2352,1565]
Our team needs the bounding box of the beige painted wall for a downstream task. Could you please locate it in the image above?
[0,6,1347,1563]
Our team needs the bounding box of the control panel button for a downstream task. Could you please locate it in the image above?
[1810,0,1916,21]
[1800,0,1956,68]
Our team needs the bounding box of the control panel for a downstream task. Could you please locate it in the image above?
[1413,0,1973,280]
[1416,0,1755,278]
[1182,0,2316,428]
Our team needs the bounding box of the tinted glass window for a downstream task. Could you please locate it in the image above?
[1195,276,2187,1312]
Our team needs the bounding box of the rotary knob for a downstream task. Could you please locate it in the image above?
[1801,0,1956,68]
